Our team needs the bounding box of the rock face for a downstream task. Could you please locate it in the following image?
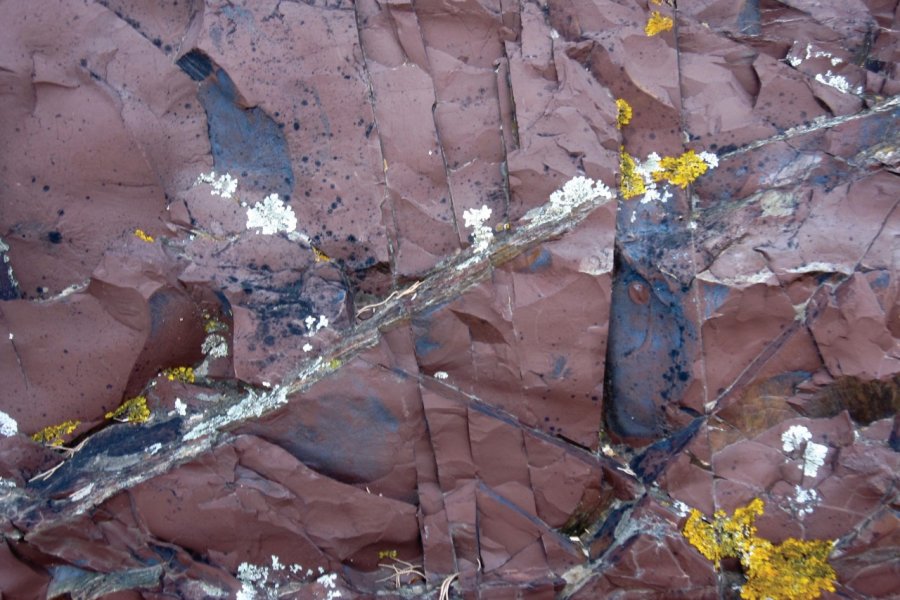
[0,0,897,598]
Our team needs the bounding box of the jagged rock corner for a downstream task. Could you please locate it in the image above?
[0,0,898,599]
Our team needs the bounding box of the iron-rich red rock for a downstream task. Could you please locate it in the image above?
[1,0,897,597]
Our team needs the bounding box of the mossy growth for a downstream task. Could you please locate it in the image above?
[162,366,195,384]
[683,499,837,600]
[105,396,151,423]
[31,420,81,446]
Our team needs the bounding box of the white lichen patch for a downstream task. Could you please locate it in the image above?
[788,42,843,69]
[523,175,614,225]
[0,237,19,294]
[246,194,297,235]
[236,557,335,600]
[236,562,269,600]
[792,486,821,517]
[782,425,812,452]
[631,153,673,206]
[0,410,17,437]
[815,71,862,95]
[463,205,494,252]
[549,176,613,211]
[202,333,229,359]
[184,386,289,441]
[782,424,828,478]
[801,441,828,478]
[196,171,239,199]
[304,315,329,337]
[671,499,691,518]
[316,573,342,600]
[698,151,719,168]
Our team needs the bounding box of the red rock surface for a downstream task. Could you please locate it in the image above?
[1,0,898,598]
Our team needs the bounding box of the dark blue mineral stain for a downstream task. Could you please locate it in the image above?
[737,0,761,36]
[604,195,697,444]
[244,395,400,485]
[179,49,293,196]
[605,262,694,440]
[630,417,703,482]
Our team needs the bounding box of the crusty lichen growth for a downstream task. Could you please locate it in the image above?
[683,499,837,600]
[162,366,195,384]
[312,245,331,262]
[105,396,151,423]
[133,229,155,243]
[616,98,633,129]
[31,420,80,446]
[619,148,647,199]
[743,538,837,600]
[645,11,673,36]
[653,150,709,188]
[684,498,765,563]
[204,314,225,333]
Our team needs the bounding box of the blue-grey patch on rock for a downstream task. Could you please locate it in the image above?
[198,68,293,196]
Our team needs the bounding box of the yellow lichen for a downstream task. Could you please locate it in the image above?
[683,499,837,600]
[619,148,646,199]
[105,396,151,423]
[683,498,764,563]
[616,98,633,129]
[652,150,708,188]
[204,317,222,333]
[742,538,837,600]
[134,228,155,243]
[645,11,674,36]
[162,366,195,384]
[312,245,331,262]
[31,420,81,446]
